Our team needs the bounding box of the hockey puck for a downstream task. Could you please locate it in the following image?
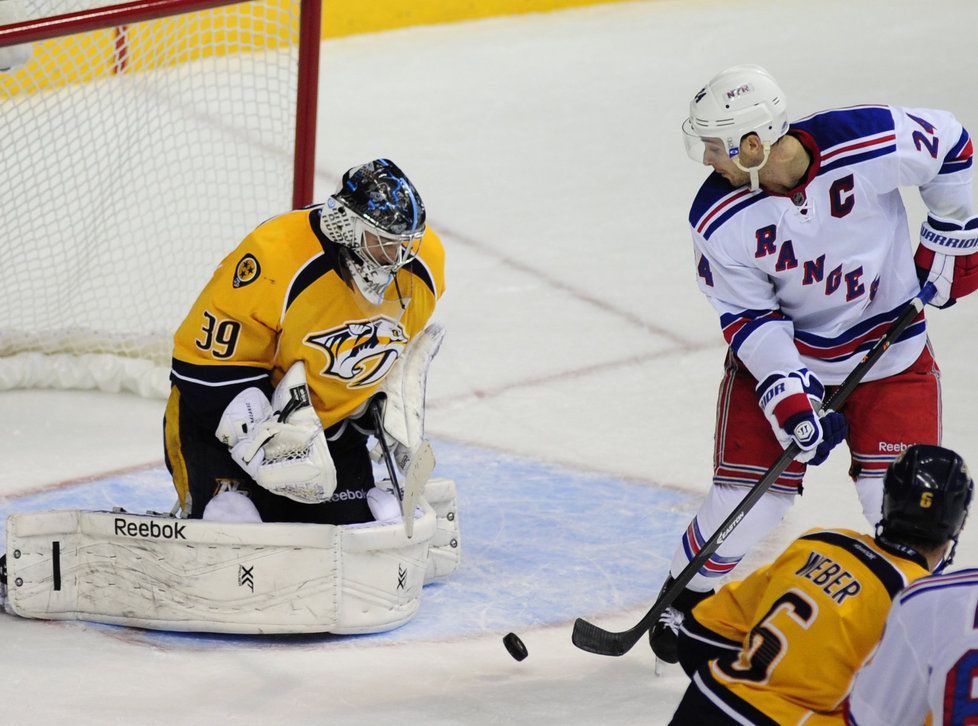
[503,632,528,661]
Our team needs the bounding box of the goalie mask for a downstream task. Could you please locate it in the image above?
[320,159,426,305]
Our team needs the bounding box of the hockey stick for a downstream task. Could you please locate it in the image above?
[401,440,435,539]
[370,397,405,504]
[368,396,436,538]
[571,282,936,656]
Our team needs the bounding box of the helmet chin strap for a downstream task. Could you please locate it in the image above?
[732,143,772,191]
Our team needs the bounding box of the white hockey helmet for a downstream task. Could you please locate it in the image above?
[682,64,789,164]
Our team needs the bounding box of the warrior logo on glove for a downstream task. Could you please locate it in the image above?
[305,316,409,387]
[793,420,817,445]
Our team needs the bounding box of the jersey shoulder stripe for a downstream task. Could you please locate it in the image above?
[798,530,910,598]
[283,249,344,320]
[941,128,974,175]
[406,257,436,297]
[272,208,345,321]
[793,106,897,175]
[898,567,978,605]
[688,174,766,241]
[792,105,895,151]
[411,227,445,300]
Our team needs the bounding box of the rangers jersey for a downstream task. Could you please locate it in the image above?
[845,567,978,726]
[680,528,930,724]
[690,105,973,386]
[169,205,445,433]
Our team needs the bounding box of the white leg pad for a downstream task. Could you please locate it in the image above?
[422,477,460,583]
[5,504,438,634]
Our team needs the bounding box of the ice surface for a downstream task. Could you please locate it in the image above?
[2,0,978,723]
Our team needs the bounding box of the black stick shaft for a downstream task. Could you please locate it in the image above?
[370,397,404,503]
[572,283,934,656]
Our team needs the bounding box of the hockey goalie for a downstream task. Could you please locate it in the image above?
[2,159,460,634]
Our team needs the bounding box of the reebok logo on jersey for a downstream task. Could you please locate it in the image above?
[114,517,187,540]
[328,489,366,503]
[879,441,911,453]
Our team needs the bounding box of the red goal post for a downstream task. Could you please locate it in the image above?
[0,0,322,397]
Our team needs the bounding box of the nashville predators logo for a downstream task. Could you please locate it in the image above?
[233,254,261,288]
[304,317,408,387]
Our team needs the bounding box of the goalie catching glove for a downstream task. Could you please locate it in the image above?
[370,323,446,472]
[215,362,336,503]
[914,213,978,309]
[757,368,848,465]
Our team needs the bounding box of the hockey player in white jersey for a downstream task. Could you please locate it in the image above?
[651,64,978,664]
[669,444,972,725]
[845,568,978,724]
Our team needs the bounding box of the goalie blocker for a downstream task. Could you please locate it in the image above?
[1,477,460,634]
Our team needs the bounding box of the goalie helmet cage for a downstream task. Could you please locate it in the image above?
[0,0,322,398]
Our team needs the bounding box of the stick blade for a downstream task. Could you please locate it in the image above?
[402,439,435,538]
[571,618,636,657]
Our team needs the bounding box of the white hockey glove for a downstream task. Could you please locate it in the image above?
[756,368,848,466]
[370,323,446,472]
[914,213,978,309]
[366,484,402,523]
[215,362,336,504]
[0,2,33,72]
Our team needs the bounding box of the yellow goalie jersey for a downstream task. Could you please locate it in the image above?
[684,528,930,725]
[169,205,445,432]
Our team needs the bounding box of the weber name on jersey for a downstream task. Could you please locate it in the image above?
[690,105,973,386]
[680,528,929,724]
[169,206,445,433]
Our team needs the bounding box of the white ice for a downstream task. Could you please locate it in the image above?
[3,0,978,723]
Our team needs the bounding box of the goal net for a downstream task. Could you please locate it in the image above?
[0,0,320,397]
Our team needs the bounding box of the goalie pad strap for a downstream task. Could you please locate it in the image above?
[422,477,460,583]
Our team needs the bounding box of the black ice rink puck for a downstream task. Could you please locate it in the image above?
[503,632,528,661]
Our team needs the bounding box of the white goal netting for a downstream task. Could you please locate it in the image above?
[0,0,314,397]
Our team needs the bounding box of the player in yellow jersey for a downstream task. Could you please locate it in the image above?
[669,444,973,725]
[164,159,445,525]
